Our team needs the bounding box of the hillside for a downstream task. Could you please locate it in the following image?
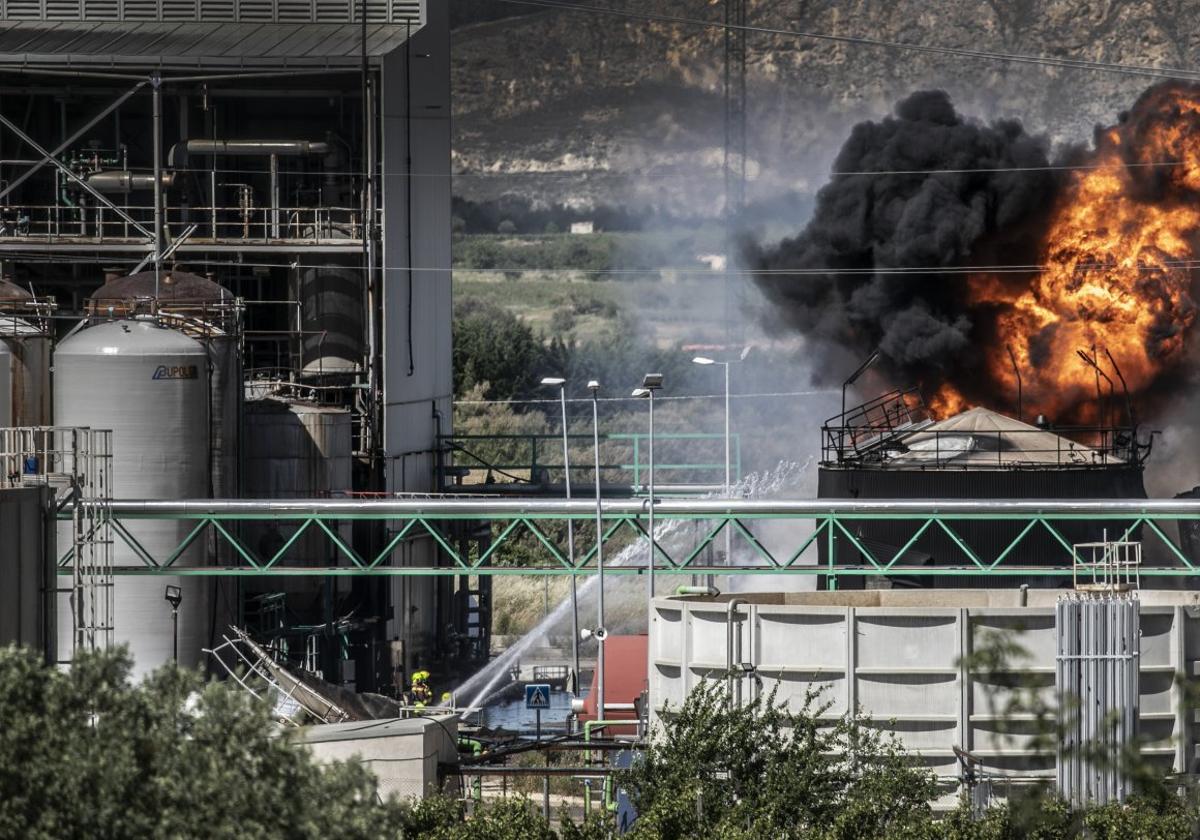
[451,1,1197,221]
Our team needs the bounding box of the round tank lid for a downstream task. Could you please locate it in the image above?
[0,277,33,301]
[55,317,207,356]
[90,270,231,304]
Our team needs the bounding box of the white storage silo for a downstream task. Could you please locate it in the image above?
[54,318,210,675]
[88,270,240,498]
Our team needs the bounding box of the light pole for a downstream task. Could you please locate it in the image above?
[588,380,606,721]
[693,356,733,568]
[540,376,581,690]
[633,373,663,612]
[164,584,182,664]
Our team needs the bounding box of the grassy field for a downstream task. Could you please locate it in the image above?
[453,230,742,346]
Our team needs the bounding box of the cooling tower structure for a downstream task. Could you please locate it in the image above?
[54,318,211,675]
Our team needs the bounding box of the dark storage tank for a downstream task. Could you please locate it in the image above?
[817,407,1147,588]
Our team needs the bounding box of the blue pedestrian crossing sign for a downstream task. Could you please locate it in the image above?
[525,683,552,710]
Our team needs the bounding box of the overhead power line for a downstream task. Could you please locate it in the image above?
[497,0,1200,82]
[11,253,1200,277]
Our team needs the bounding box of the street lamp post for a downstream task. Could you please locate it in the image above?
[633,373,663,613]
[588,380,606,721]
[164,585,182,664]
[540,376,580,692]
[693,356,733,569]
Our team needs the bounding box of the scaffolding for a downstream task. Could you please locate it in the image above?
[0,426,114,657]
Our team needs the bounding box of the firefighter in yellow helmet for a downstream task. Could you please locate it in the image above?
[410,669,432,707]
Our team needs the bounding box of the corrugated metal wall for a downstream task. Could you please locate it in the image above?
[651,593,1197,805]
[817,466,1147,588]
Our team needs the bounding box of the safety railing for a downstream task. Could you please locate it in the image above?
[53,497,1200,583]
[0,203,364,244]
[437,432,742,493]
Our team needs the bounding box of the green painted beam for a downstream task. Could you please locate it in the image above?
[53,501,1200,579]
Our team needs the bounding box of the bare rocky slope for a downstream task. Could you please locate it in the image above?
[451,1,1199,220]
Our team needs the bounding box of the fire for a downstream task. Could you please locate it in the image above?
[977,84,1200,423]
[927,384,968,419]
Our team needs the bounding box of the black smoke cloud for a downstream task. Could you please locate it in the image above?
[751,90,1057,393]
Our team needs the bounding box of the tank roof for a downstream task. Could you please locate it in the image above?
[0,277,32,301]
[56,318,206,356]
[889,407,1116,467]
[90,270,230,304]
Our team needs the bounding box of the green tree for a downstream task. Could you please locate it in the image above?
[453,299,545,400]
[0,645,407,839]
[619,679,938,839]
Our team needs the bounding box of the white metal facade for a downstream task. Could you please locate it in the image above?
[650,590,1199,801]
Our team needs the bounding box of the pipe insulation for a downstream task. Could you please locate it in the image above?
[83,171,175,193]
[184,140,331,156]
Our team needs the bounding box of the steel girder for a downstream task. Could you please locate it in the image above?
[51,497,1200,580]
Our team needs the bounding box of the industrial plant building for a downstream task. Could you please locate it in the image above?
[0,1,458,690]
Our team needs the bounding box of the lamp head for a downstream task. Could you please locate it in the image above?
[692,356,715,366]
[164,585,182,609]
[587,379,600,391]
[631,387,650,398]
[641,373,663,389]
[540,376,566,387]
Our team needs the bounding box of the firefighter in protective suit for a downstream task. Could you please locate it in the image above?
[410,670,433,707]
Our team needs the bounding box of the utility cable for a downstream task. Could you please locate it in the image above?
[139,158,1194,179]
[17,253,1200,277]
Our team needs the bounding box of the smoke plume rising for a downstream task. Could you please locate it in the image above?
[752,85,1200,425]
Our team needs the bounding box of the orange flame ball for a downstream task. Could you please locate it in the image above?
[978,85,1200,422]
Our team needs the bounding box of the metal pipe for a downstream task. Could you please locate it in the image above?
[676,585,719,596]
[364,65,381,458]
[183,139,332,156]
[0,113,151,238]
[83,171,175,193]
[725,597,746,706]
[647,389,656,604]
[269,154,279,239]
[461,766,621,778]
[0,81,146,202]
[152,75,163,295]
[98,497,1200,518]
[723,360,732,570]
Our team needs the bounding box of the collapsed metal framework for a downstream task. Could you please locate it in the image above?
[56,498,1200,581]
